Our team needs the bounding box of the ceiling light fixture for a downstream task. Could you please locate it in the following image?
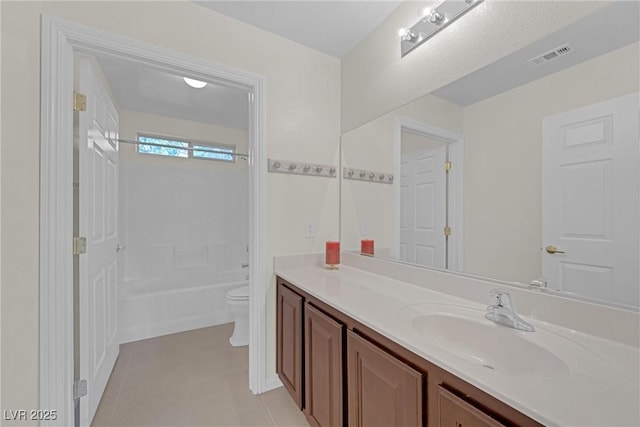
[183,77,208,89]
[400,0,485,57]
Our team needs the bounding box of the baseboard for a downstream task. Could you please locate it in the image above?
[119,312,234,344]
[263,373,283,393]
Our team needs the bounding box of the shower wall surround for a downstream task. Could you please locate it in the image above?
[119,110,249,283]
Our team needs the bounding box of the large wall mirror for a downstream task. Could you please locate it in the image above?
[341,1,639,309]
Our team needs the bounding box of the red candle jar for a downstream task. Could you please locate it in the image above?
[361,239,374,256]
[325,241,340,269]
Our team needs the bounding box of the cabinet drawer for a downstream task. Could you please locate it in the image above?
[438,386,505,427]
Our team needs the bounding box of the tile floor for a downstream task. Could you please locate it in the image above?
[91,323,310,427]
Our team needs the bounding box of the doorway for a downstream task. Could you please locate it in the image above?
[394,116,464,272]
[399,137,449,268]
[40,17,267,427]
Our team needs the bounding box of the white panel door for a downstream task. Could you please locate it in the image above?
[399,146,447,268]
[543,93,639,306]
[78,57,120,425]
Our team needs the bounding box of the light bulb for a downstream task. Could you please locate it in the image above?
[421,7,444,25]
[398,28,417,42]
[420,7,433,18]
[183,77,207,89]
[430,11,444,24]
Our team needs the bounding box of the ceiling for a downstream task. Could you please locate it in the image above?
[97,56,250,130]
[96,0,402,129]
[195,1,403,58]
[433,0,640,106]
[96,1,639,131]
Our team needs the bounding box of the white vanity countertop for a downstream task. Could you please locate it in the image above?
[275,263,640,427]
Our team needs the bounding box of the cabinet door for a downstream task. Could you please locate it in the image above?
[437,386,506,427]
[304,303,344,427]
[277,282,304,409]
[347,330,423,427]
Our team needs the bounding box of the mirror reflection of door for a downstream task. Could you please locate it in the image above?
[399,130,449,268]
[542,92,639,306]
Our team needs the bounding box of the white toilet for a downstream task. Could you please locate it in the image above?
[226,285,250,347]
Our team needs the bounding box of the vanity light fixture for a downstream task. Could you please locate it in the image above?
[183,77,208,89]
[400,0,485,57]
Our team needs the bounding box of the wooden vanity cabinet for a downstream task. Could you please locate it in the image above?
[304,303,344,427]
[275,276,543,427]
[347,330,423,427]
[276,280,304,409]
[276,278,345,426]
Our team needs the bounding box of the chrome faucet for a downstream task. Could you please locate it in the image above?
[485,289,535,332]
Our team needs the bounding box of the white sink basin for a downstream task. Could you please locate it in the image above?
[407,304,571,378]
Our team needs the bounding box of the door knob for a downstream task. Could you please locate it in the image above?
[545,245,565,254]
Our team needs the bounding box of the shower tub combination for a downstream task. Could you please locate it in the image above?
[118,269,247,343]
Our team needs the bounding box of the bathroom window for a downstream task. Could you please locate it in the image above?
[137,134,235,162]
[192,144,234,161]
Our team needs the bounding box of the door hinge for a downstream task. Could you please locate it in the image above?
[444,226,452,237]
[444,161,452,171]
[73,92,87,112]
[73,237,87,255]
[73,379,87,400]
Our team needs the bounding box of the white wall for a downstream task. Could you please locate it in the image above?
[341,0,612,132]
[463,42,640,283]
[119,110,249,282]
[401,132,446,156]
[0,1,340,418]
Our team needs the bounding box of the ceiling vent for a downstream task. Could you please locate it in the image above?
[527,44,573,66]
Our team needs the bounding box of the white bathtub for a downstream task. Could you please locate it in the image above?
[118,269,248,343]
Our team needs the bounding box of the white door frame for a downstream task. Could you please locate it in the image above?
[40,16,268,426]
[393,116,464,272]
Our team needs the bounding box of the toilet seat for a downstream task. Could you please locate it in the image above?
[226,285,249,301]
